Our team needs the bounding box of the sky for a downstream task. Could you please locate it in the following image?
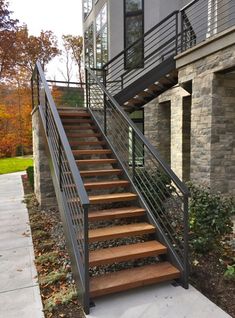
[8,0,83,80]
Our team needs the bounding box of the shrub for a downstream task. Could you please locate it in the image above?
[26,166,34,190]
[188,183,234,253]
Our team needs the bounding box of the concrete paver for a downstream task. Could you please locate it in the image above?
[0,172,44,318]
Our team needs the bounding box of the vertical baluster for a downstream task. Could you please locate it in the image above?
[103,69,107,135]
[83,203,90,314]
[59,137,63,191]
[132,128,136,179]
[45,94,48,136]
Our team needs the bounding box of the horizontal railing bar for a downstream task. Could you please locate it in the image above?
[102,10,179,69]
[47,79,86,85]
[34,61,89,206]
[86,67,189,196]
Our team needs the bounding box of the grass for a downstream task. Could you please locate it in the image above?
[0,156,33,174]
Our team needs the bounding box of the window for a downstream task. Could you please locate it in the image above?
[129,109,144,166]
[83,0,93,20]
[84,23,94,68]
[124,0,144,69]
[96,4,108,68]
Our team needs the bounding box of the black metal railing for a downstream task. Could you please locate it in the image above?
[181,0,235,51]
[31,62,90,314]
[102,11,179,97]
[86,67,190,288]
[46,80,85,108]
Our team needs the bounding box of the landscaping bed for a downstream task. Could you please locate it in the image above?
[0,156,33,174]
[22,174,85,318]
[22,174,235,317]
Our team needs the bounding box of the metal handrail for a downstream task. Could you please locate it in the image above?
[86,67,189,197]
[102,10,179,69]
[86,66,189,288]
[31,61,90,313]
[34,61,89,205]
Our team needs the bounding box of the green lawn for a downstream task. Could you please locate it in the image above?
[0,156,33,174]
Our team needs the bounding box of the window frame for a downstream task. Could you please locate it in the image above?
[95,4,108,68]
[124,0,144,70]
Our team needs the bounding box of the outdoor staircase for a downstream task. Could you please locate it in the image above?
[58,107,181,299]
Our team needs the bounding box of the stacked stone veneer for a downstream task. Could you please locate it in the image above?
[144,34,235,195]
[32,109,57,209]
[144,86,190,181]
[178,42,235,195]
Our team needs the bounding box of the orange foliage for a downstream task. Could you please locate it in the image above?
[0,84,32,157]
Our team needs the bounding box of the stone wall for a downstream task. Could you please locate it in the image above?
[178,40,235,195]
[32,109,57,209]
[144,86,190,181]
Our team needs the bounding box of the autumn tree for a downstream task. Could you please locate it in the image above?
[0,0,19,80]
[16,26,61,74]
[62,35,83,85]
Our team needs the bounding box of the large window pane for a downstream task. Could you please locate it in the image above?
[126,0,142,12]
[84,23,94,68]
[124,0,144,69]
[83,0,93,20]
[96,4,108,68]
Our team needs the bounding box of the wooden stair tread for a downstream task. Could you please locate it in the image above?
[88,192,137,204]
[80,169,122,177]
[88,206,145,221]
[89,241,167,266]
[77,158,117,165]
[59,112,91,117]
[84,180,130,189]
[66,133,102,138]
[64,125,96,130]
[90,262,180,297]
[62,119,94,124]
[89,222,155,242]
[70,141,106,146]
[73,149,112,155]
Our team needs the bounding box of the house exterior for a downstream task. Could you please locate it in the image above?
[82,0,235,196]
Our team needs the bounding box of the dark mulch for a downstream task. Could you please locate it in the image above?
[190,249,235,318]
[21,174,85,318]
[22,174,235,317]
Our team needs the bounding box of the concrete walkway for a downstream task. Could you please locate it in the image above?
[0,172,44,318]
[88,283,232,318]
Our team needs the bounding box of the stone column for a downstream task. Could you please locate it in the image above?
[190,73,214,187]
[32,109,57,209]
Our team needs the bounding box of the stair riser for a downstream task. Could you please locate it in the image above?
[90,272,180,298]
[89,228,155,242]
[89,249,166,267]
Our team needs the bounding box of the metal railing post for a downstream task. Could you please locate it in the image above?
[45,94,49,136]
[183,194,189,289]
[31,78,34,109]
[85,69,89,109]
[59,137,63,191]
[103,69,107,135]
[132,129,136,179]
[83,203,90,314]
[175,12,179,55]
[37,70,40,106]
[181,10,184,52]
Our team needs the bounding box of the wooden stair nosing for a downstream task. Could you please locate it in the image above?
[69,192,137,205]
[66,133,102,138]
[88,192,138,204]
[89,222,155,242]
[70,141,106,147]
[88,206,145,221]
[89,240,167,267]
[90,262,180,298]
[62,119,94,125]
[84,180,130,190]
[73,149,112,156]
[76,158,117,165]
[80,169,122,177]
[64,125,97,131]
[59,112,91,117]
